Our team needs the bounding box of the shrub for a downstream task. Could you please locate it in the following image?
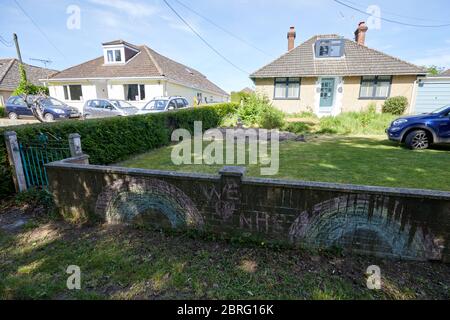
[283,122,312,134]
[382,96,408,115]
[0,103,238,198]
[0,106,5,118]
[13,64,49,96]
[258,106,285,129]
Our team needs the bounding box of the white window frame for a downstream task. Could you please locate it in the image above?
[63,85,83,101]
[124,84,146,101]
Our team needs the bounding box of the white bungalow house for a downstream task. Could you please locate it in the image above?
[45,40,229,111]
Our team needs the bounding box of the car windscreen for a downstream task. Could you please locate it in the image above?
[43,98,66,107]
[111,100,136,109]
[430,105,450,114]
[144,100,168,110]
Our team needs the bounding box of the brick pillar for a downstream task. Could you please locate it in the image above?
[4,131,27,192]
[68,133,83,157]
[218,166,246,224]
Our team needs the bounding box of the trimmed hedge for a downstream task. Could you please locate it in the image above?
[0,103,238,198]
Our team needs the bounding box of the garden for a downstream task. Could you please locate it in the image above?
[1,95,449,300]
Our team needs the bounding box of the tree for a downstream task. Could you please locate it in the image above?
[12,64,49,122]
[425,65,445,76]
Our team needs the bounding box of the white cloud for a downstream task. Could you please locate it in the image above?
[89,0,158,18]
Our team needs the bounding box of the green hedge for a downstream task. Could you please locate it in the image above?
[0,103,238,198]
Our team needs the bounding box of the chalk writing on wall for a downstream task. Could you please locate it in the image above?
[95,177,204,228]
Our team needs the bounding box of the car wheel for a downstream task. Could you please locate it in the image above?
[44,113,55,122]
[8,112,18,120]
[405,130,430,150]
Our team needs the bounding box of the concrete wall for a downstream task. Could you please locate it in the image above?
[46,159,450,262]
[254,75,418,115]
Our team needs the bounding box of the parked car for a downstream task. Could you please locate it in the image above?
[386,105,450,149]
[138,97,190,114]
[5,96,81,122]
[83,99,138,118]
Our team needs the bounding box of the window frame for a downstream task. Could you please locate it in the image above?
[124,84,145,101]
[63,85,83,101]
[359,76,393,100]
[273,77,301,100]
[315,39,345,59]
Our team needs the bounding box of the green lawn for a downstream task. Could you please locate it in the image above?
[118,135,450,191]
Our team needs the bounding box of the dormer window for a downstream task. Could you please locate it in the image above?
[315,39,344,58]
[107,49,122,63]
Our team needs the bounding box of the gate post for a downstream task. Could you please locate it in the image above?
[68,133,83,157]
[4,131,27,192]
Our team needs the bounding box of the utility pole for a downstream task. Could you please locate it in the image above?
[13,33,23,64]
[13,33,26,81]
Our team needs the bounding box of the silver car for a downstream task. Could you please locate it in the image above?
[83,99,138,119]
[138,97,190,114]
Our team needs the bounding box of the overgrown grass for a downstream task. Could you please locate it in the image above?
[119,136,450,191]
[283,111,396,136]
[1,218,448,300]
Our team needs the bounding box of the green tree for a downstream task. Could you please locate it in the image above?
[425,65,445,76]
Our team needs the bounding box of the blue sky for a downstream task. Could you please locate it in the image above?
[1,0,450,92]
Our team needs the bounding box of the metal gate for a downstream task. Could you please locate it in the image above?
[18,133,71,188]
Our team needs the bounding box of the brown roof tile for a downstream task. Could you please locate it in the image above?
[50,42,228,96]
[0,58,57,90]
[251,35,427,78]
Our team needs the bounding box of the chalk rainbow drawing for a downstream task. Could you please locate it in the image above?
[289,195,442,260]
[95,177,203,228]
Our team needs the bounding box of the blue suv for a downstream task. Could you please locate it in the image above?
[386,105,450,149]
[6,96,81,122]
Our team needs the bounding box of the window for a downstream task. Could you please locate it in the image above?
[359,76,392,99]
[63,85,82,101]
[124,84,145,101]
[315,39,344,58]
[107,49,122,63]
[274,78,300,99]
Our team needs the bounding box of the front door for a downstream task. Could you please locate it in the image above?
[319,78,335,112]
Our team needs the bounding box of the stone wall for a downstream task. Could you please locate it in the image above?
[46,156,450,262]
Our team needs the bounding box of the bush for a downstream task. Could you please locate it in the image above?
[382,96,408,115]
[258,107,285,129]
[0,106,5,118]
[283,122,312,134]
[0,103,238,198]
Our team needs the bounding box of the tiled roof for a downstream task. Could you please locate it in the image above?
[441,69,450,76]
[49,42,229,96]
[251,35,427,78]
[0,58,57,90]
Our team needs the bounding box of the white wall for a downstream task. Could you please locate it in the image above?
[48,79,229,110]
[165,81,229,105]
[48,82,96,112]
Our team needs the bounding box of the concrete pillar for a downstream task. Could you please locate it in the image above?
[68,133,82,157]
[4,131,27,192]
[218,166,246,223]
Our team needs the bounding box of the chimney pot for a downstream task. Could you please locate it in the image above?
[355,21,368,46]
[287,26,296,51]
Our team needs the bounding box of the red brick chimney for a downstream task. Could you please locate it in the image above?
[287,26,296,51]
[354,21,368,46]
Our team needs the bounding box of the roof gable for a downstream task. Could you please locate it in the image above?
[251,35,427,78]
